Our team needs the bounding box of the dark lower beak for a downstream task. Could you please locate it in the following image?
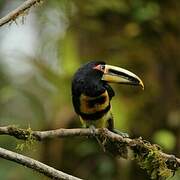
[102,65,144,89]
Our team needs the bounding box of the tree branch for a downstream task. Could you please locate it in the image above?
[0,126,179,179]
[0,146,82,180]
[0,0,42,27]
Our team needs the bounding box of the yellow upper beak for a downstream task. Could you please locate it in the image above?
[102,65,144,90]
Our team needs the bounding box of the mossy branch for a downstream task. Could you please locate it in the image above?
[0,0,43,27]
[0,126,179,179]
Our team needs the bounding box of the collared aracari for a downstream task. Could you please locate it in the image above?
[71,61,144,131]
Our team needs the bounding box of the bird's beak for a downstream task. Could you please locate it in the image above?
[102,65,144,89]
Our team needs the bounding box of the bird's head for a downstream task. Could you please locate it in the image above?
[72,61,144,96]
[93,61,144,89]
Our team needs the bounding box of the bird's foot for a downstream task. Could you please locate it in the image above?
[112,129,129,138]
[89,125,97,137]
[89,126,106,152]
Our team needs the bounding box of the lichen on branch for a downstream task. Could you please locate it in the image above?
[98,129,179,179]
[0,126,179,179]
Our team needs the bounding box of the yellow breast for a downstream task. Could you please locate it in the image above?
[79,109,113,128]
[80,90,109,114]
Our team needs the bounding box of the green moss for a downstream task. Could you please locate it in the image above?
[15,127,36,151]
[133,141,174,179]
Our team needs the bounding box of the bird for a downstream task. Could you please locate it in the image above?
[71,61,144,132]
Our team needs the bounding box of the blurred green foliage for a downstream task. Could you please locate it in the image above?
[0,0,180,179]
[153,129,176,151]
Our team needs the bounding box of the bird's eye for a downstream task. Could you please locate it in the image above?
[93,64,105,72]
[100,65,105,71]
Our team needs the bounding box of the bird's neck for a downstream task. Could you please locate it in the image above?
[84,80,105,97]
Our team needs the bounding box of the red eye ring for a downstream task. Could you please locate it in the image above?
[93,64,105,72]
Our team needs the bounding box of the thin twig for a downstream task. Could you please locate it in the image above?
[0,146,82,180]
[0,0,42,27]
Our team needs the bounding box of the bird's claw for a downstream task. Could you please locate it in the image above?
[89,126,106,152]
[89,125,96,137]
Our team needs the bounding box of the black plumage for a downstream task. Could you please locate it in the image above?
[72,61,114,129]
[71,61,144,131]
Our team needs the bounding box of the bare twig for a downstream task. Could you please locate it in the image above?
[0,146,82,180]
[0,0,42,27]
[0,126,179,179]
